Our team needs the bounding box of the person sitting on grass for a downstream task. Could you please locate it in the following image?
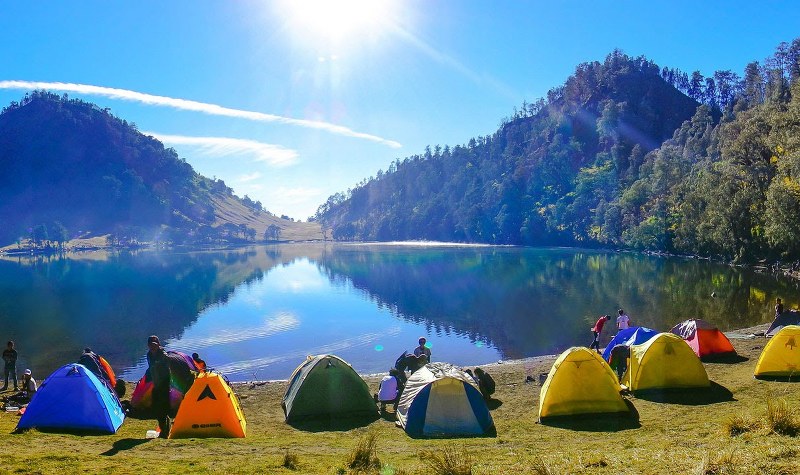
[5,369,36,406]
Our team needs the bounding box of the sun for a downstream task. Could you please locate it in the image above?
[279,0,396,45]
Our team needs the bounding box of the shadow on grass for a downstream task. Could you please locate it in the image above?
[486,398,503,410]
[404,425,498,439]
[753,375,800,382]
[539,399,640,432]
[13,427,116,436]
[633,381,735,405]
[702,353,749,364]
[287,414,381,432]
[100,438,150,456]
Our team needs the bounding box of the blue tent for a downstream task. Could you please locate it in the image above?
[17,364,125,433]
[766,310,800,337]
[602,327,659,362]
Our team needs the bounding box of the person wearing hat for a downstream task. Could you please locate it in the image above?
[21,369,36,395]
[146,335,171,438]
[6,369,36,405]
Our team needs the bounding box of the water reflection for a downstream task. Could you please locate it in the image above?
[0,244,797,381]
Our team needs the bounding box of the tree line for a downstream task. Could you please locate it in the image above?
[314,38,800,263]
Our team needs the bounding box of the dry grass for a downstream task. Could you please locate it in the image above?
[420,444,474,475]
[698,450,737,475]
[346,432,381,473]
[530,455,558,475]
[724,413,759,436]
[1,336,800,474]
[765,398,800,436]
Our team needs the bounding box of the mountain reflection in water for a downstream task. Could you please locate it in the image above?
[0,244,795,381]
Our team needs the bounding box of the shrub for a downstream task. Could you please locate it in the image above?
[699,450,736,475]
[765,398,800,436]
[530,455,557,475]
[419,445,474,475]
[281,452,299,470]
[346,432,381,473]
[723,413,758,436]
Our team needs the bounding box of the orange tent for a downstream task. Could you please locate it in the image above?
[169,372,246,438]
[670,319,735,359]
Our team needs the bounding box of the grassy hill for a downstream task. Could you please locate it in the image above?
[0,91,321,248]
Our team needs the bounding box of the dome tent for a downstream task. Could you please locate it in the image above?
[169,371,246,438]
[766,311,800,337]
[539,347,630,420]
[17,364,125,433]
[396,362,495,438]
[754,325,800,379]
[130,350,198,413]
[669,319,736,359]
[601,327,659,362]
[282,354,377,422]
[623,333,710,392]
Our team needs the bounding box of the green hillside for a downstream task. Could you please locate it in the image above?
[315,40,800,262]
[0,91,321,246]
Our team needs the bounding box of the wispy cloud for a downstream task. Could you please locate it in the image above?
[145,132,298,167]
[237,172,263,183]
[169,312,300,352]
[270,186,324,202]
[0,80,402,148]
[390,27,519,101]
[213,327,402,376]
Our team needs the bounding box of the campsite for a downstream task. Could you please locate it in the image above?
[0,322,797,474]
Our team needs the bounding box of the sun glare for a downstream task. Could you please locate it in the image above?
[281,0,395,44]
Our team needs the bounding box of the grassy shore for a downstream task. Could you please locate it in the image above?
[0,326,798,474]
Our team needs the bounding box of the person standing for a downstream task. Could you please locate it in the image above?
[413,337,431,363]
[146,335,171,438]
[616,309,632,331]
[610,344,631,383]
[590,315,612,353]
[2,341,18,391]
[776,298,784,317]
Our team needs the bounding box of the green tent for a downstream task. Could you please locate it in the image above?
[282,354,378,422]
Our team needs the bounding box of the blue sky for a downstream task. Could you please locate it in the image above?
[1,1,799,220]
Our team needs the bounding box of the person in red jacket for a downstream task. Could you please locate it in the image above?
[590,315,612,353]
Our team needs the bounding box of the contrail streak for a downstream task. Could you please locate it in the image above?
[0,80,402,148]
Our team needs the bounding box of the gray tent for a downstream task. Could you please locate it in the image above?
[282,354,377,422]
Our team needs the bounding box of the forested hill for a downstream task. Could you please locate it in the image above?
[314,40,800,263]
[0,91,321,246]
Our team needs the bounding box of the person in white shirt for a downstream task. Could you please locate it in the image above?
[617,309,632,331]
[377,368,403,413]
[6,369,36,405]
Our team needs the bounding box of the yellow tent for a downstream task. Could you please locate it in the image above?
[538,347,628,420]
[754,325,800,378]
[623,332,710,392]
[169,372,247,438]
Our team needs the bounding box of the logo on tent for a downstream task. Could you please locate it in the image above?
[198,385,217,401]
[786,337,796,350]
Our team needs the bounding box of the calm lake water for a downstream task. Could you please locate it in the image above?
[0,243,796,382]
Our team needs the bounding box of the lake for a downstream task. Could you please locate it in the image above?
[0,243,796,382]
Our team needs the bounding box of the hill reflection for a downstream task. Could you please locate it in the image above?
[313,246,798,360]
